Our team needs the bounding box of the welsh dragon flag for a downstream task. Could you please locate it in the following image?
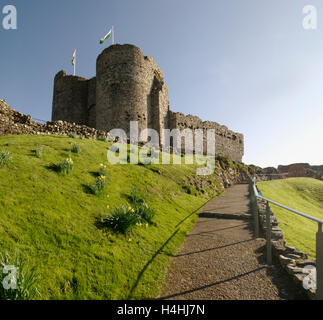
[100,29,112,44]
[72,49,76,66]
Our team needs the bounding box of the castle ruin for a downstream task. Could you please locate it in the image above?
[52,44,244,162]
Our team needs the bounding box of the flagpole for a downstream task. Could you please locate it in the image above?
[73,49,76,76]
[112,25,115,45]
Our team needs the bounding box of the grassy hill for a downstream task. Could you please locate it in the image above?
[257,178,323,259]
[0,134,247,300]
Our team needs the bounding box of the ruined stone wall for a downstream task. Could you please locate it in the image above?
[158,83,170,145]
[52,71,89,126]
[87,77,96,128]
[168,111,244,162]
[96,45,169,143]
[0,100,111,140]
[278,163,323,180]
[51,44,244,162]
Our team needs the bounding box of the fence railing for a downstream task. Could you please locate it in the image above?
[249,177,323,300]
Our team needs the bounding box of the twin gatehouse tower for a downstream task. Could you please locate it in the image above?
[52,44,244,162]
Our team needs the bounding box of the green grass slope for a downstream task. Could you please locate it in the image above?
[0,134,232,300]
[258,178,323,259]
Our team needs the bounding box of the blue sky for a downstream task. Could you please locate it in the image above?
[0,0,322,167]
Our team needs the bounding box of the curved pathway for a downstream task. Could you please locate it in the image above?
[159,184,304,300]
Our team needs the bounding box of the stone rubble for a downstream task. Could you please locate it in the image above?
[255,195,316,299]
[0,99,114,141]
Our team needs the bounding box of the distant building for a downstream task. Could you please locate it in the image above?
[278,163,307,178]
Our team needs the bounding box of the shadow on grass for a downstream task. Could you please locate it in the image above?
[120,189,144,203]
[89,171,99,178]
[45,163,60,173]
[120,192,131,202]
[27,149,39,157]
[81,184,94,195]
[127,228,180,300]
[1,141,14,147]
[95,218,110,232]
[175,200,209,228]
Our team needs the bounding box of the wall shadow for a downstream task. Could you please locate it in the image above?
[127,228,180,300]
[159,266,266,300]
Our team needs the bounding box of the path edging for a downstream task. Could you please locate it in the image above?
[254,192,316,300]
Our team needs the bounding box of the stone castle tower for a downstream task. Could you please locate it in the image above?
[52,44,244,162]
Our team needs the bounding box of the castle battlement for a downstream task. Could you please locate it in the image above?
[52,44,244,162]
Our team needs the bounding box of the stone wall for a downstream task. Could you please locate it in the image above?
[278,163,323,180]
[95,45,170,143]
[169,111,244,162]
[52,44,244,162]
[0,100,112,140]
[52,71,89,126]
[251,182,316,299]
[87,77,97,129]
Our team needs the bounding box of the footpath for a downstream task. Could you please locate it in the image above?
[160,184,303,300]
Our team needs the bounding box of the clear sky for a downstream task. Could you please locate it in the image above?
[0,0,322,168]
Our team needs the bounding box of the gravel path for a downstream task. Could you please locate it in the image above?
[159,184,304,300]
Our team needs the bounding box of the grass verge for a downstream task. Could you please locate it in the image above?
[0,134,229,299]
[257,178,323,259]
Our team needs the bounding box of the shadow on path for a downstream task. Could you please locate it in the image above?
[161,184,306,300]
[188,223,249,236]
[174,238,255,257]
[159,266,266,300]
[175,201,209,228]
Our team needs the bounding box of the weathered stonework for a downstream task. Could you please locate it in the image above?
[252,183,316,299]
[52,71,89,126]
[278,163,323,180]
[168,111,244,162]
[0,99,112,140]
[52,44,244,162]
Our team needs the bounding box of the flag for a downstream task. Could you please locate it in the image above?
[100,29,112,44]
[72,49,76,66]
